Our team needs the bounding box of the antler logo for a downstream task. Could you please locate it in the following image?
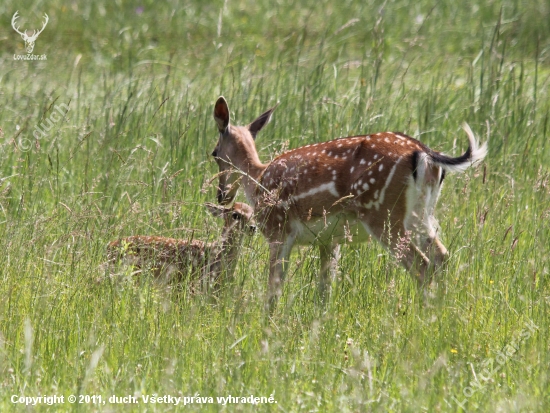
[12,11,49,54]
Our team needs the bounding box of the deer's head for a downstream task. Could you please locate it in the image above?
[212,97,277,205]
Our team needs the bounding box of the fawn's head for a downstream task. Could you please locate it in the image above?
[212,96,277,205]
[205,201,256,237]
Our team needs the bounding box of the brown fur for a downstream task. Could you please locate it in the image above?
[107,202,256,292]
[211,97,486,311]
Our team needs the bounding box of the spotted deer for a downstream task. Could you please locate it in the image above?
[107,202,256,292]
[211,97,487,310]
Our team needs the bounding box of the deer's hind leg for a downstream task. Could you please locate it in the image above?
[404,172,450,284]
[360,211,431,287]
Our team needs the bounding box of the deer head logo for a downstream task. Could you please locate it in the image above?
[12,11,49,54]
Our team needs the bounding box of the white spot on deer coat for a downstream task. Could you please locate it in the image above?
[374,156,403,210]
[292,181,340,201]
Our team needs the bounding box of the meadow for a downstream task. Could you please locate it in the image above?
[0,0,549,411]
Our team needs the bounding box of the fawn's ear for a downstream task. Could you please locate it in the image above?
[214,96,230,133]
[247,103,278,140]
[205,202,226,217]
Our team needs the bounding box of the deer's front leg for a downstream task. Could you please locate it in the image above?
[318,243,340,304]
[266,235,295,313]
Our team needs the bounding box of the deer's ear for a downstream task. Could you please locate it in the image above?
[247,103,278,140]
[205,202,225,217]
[214,96,230,133]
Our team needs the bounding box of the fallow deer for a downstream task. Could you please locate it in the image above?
[107,202,256,292]
[211,97,487,310]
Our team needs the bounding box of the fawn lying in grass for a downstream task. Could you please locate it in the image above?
[107,202,256,292]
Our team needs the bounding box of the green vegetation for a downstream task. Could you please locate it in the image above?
[1,0,549,411]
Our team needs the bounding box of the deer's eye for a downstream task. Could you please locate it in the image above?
[232,212,241,220]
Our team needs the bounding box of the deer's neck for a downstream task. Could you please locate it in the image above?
[208,234,243,282]
[235,147,267,205]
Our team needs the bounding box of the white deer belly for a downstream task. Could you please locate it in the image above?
[289,212,370,245]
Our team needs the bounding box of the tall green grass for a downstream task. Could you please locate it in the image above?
[0,0,549,411]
